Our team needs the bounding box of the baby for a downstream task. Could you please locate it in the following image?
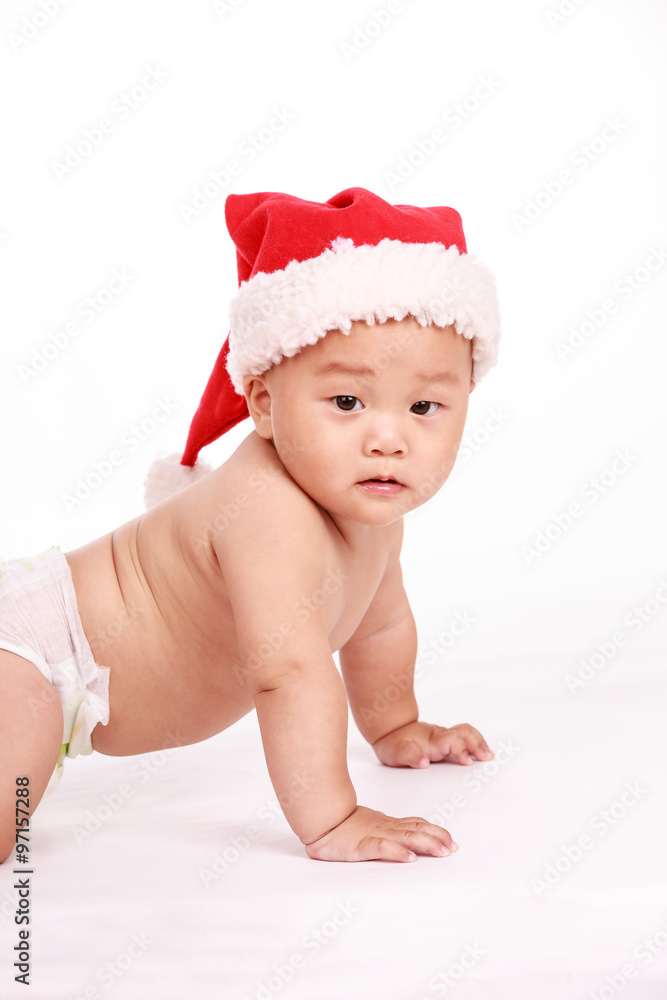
[1,186,501,864]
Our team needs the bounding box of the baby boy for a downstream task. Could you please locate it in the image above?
[0,187,501,864]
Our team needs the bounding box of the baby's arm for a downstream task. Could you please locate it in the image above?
[214,471,453,861]
[216,485,356,843]
[340,521,494,767]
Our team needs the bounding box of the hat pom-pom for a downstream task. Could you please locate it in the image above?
[144,453,214,509]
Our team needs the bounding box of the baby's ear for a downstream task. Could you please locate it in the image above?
[243,374,273,439]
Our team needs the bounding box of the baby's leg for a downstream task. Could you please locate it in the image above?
[0,650,63,864]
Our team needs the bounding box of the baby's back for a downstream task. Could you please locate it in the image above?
[66,439,258,755]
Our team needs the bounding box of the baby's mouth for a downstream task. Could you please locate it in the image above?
[357,477,404,494]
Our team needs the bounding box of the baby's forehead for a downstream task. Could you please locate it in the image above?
[266,317,471,389]
[301,317,467,367]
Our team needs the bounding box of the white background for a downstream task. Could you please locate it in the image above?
[0,1,666,998]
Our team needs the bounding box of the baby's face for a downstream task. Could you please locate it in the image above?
[245,317,475,528]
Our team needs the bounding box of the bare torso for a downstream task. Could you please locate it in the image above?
[65,432,396,757]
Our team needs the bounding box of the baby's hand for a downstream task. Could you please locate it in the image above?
[304,805,457,863]
[372,721,494,768]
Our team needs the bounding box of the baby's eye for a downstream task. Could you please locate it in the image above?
[332,395,362,412]
[410,400,439,416]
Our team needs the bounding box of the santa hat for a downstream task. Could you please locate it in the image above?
[144,186,501,508]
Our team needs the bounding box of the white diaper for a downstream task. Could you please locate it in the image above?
[0,546,110,795]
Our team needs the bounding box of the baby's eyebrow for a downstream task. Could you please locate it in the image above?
[412,370,462,387]
[314,361,378,379]
[314,361,461,386]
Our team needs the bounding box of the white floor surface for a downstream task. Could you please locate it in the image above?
[1,642,665,999]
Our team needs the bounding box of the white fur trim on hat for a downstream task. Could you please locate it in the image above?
[144,453,213,509]
[226,237,500,392]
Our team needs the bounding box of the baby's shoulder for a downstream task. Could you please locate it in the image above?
[226,431,321,520]
[185,432,326,558]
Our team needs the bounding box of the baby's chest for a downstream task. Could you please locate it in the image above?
[322,549,389,653]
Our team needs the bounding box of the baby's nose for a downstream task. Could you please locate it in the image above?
[364,416,407,455]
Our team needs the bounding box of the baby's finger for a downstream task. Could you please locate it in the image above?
[395,738,430,768]
[454,724,494,760]
[358,835,419,864]
[431,729,475,765]
[397,818,459,856]
[401,830,456,858]
[376,736,429,768]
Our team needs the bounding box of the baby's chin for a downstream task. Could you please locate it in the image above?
[318,491,419,529]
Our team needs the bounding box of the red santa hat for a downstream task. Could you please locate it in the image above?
[144,186,501,507]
